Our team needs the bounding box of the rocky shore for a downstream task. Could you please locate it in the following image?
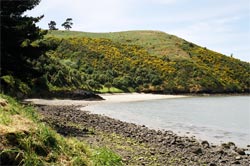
[36,105,250,166]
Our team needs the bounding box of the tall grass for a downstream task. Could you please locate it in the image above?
[0,93,123,165]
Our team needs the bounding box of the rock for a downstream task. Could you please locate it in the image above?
[177,143,185,148]
[159,149,165,154]
[232,161,241,164]
[226,142,237,150]
[228,142,236,146]
[209,163,217,166]
[138,157,144,161]
[211,145,216,148]
[192,147,202,155]
[122,158,128,163]
[157,137,163,143]
[216,149,225,155]
[170,139,176,145]
[236,149,246,155]
[221,143,230,149]
[150,151,155,155]
[201,140,210,148]
[157,130,162,135]
[190,138,196,142]
[235,156,242,160]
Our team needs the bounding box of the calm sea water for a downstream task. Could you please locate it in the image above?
[84,96,250,148]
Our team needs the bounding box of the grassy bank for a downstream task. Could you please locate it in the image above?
[0,93,122,166]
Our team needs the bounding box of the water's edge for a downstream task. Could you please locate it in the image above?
[84,96,250,148]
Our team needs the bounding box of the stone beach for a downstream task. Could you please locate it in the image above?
[36,104,250,166]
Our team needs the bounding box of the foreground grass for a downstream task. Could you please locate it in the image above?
[0,93,122,166]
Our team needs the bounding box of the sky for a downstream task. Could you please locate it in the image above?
[26,0,250,62]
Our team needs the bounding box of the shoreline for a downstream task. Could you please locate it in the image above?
[83,94,250,149]
[36,105,250,165]
[99,93,188,103]
[24,92,250,106]
[24,93,188,105]
[24,93,250,165]
[24,93,250,148]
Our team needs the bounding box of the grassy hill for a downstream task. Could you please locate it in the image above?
[47,30,192,60]
[2,30,249,95]
[41,30,249,94]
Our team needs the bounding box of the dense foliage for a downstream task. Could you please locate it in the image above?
[36,33,250,94]
[0,0,47,96]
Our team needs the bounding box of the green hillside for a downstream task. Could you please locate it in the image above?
[47,30,191,60]
[37,30,249,94]
[2,30,249,95]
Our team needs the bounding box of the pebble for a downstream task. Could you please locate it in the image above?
[235,156,242,160]
[236,149,246,155]
[192,147,202,155]
[201,140,210,148]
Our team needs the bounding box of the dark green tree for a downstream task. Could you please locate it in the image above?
[48,20,58,30]
[0,0,47,94]
[61,18,73,30]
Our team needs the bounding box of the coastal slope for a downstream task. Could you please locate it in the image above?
[2,30,249,96]
[40,30,250,94]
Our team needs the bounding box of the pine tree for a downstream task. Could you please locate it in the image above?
[61,18,73,30]
[1,0,46,93]
[48,20,58,30]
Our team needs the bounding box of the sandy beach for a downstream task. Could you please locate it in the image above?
[24,93,188,106]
